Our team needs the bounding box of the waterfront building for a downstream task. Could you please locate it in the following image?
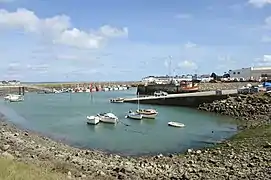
[141,75,194,84]
[229,66,271,81]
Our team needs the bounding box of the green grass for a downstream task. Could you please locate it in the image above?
[230,125,271,141]
[0,157,66,180]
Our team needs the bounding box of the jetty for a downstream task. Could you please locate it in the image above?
[0,84,52,95]
[123,89,238,107]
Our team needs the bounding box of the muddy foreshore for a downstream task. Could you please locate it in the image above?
[1,93,271,179]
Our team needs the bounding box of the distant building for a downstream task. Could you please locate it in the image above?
[0,80,20,85]
[141,75,193,84]
[198,74,213,82]
[229,66,271,81]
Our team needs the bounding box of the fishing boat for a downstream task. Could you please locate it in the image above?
[110,98,124,103]
[168,121,185,128]
[125,111,143,120]
[98,112,118,124]
[86,115,100,125]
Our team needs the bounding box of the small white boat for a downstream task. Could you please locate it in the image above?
[5,94,24,102]
[136,109,158,119]
[103,87,109,91]
[85,89,91,93]
[87,116,100,125]
[98,113,118,124]
[168,121,185,128]
[110,98,124,103]
[113,87,119,91]
[125,111,143,120]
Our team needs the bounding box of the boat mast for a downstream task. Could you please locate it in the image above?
[137,92,140,110]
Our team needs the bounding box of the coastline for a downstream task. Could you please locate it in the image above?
[0,93,270,179]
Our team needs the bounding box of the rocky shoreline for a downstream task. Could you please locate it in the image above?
[0,93,271,179]
[198,92,271,129]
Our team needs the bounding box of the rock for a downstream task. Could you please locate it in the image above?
[263,141,271,148]
[1,144,10,151]
[187,149,193,153]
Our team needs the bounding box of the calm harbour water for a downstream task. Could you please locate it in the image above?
[0,88,237,156]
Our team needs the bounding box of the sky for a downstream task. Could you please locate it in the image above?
[0,0,271,82]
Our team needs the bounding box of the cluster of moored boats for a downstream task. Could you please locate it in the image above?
[86,108,159,125]
[88,94,185,127]
[49,85,130,94]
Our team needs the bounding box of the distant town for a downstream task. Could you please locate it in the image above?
[1,66,271,86]
[142,66,271,84]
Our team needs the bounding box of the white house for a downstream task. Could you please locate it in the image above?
[229,66,271,81]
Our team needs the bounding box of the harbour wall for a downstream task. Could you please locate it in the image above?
[125,94,237,108]
[137,84,191,95]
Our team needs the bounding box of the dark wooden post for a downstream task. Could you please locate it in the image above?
[18,87,21,95]
[22,86,25,95]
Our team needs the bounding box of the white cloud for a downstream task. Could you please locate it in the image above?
[26,64,49,71]
[175,13,192,19]
[264,16,271,29]
[261,35,271,42]
[0,8,128,49]
[56,54,79,60]
[178,60,198,70]
[184,42,197,48]
[255,55,271,66]
[248,0,271,8]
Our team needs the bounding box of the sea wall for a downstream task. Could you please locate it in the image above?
[126,94,236,107]
[137,84,180,95]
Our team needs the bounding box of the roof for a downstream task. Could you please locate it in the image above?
[251,66,271,71]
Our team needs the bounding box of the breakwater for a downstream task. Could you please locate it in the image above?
[124,90,238,107]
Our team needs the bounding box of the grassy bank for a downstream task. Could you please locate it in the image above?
[0,157,65,180]
[230,124,271,141]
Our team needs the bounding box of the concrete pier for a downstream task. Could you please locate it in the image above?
[123,89,238,107]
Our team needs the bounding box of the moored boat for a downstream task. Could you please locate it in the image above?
[103,87,109,91]
[125,111,143,120]
[87,115,100,125]
[110,98,124,103]
[5,94,24,102]
[136,109,158,119]
[98,112,118,124]
[168,121,185,128]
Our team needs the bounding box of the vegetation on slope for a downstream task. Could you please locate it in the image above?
[0,157,65,180]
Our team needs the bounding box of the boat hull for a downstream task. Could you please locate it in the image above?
[127,113,143,120]
[168,121,185,128]
[141,114,157,119]
[99,118,117,124]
